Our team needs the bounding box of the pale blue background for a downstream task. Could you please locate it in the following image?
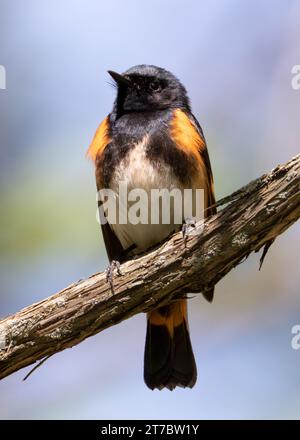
[0,0,300,419]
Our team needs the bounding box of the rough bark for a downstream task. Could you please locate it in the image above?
[0,155,299,380]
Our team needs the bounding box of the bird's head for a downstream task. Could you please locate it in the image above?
[108,65,190,118]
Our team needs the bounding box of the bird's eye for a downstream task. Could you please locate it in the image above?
[150,80,161,92]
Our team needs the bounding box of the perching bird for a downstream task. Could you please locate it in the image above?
[87,65,216,390]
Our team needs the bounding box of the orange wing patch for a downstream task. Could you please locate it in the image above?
[170,109,215,214]
[86,115,111,162]
[170,109,206,160]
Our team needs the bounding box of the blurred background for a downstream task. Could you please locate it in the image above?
[0,0,300,420]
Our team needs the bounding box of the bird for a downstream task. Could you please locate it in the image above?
[87,65,216,390]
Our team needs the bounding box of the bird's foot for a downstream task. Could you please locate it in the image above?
[106,260,123,294]
[182,218,196,246]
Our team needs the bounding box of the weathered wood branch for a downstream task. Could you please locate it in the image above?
[0,155,299,380]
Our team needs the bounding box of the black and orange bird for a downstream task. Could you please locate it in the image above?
[87,65,216,390]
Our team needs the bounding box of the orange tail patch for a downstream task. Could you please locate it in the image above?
[148,300,187,336]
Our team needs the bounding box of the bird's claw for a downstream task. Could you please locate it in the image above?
[106,260,122,294]
[182,218,196,245]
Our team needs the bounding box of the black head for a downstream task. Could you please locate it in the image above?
[108,65,191,118]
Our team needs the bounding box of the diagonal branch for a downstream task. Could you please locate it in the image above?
[0,155,300,380]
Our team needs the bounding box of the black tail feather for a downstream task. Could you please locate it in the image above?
[144,304,197,390]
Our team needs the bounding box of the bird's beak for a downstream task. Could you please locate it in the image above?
[108,70,131,86]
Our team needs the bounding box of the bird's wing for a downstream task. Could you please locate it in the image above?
[87,115,124,262]
[169,109,216,302]
[189,112,216,301]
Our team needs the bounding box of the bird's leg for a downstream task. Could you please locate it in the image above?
[105,245,135,294]
[106,260,123,295]
[182,217,196,246]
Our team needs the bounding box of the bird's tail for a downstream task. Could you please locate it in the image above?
[144,299,197,390]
